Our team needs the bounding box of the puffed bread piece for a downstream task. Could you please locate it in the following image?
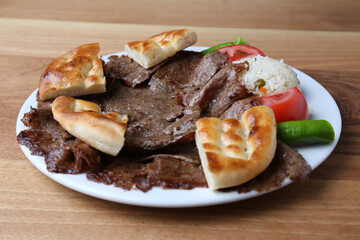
[125,29,197,69]
[195,106,277,190]
[52,96,127,156]
[39,43,106,100]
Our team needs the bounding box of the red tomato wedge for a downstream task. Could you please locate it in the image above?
[260,87,309,123]
[216,44,266,63]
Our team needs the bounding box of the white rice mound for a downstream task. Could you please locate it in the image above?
[239,55,300,96]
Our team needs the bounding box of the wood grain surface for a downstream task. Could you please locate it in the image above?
[1,0,360,31]
[1,0,359,239]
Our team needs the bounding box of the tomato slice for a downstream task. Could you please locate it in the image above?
[260,87,309,123]
[216,44,266,63]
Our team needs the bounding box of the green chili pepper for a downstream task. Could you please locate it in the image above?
[201,36,249,55]
[277,120,335,145]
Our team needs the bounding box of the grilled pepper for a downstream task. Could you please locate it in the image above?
[201,36,249,55]
[277,120,335,145]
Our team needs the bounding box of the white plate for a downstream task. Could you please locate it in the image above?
[16,47,342,208]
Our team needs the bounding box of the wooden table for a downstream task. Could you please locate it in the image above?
[1,0,359,239]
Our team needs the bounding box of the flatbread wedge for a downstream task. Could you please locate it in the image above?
[195,106,277,190]
[125,29,197,69]
[52,96,127,156]
[39,43,106,100]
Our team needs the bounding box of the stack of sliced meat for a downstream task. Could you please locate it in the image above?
[17,50,311,192]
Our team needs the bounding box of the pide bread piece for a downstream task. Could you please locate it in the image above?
[125,29,197,69]
[39,43,106,100]
[195,106,277,190]
[52,96,128,156]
